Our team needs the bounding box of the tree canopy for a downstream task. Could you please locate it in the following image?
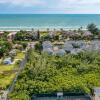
[87,23,99,36]
[8,50,100,100]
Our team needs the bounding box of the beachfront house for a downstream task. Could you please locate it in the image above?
[7,32,17,41]
[59,29,81,39]
[42,41,53,54]
[32,30,40,40]
[95,44,100,51]
[83,31,92,38]
[83,41,100,51]
[43,48,53,55]
[42,41,52,50]
[61,30,71,38]
[82,44,93,51]
[9,49,17,57]
[77,41,85,47]
[48,31,55,39]
[68,31,76,36]
[53,41,64,49]
[63,41,73,52]
[93,87,100,100]
[54,49,66,56]
[3,57,12,65]
[92,41,100,51]
[63,41,86,54]
[72,42,81,48]
[71,48,83,55]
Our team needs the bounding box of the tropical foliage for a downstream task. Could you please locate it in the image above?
[14,30,33,41]
[87,23,99,36]
[0,41,12,58]
[0,31,9,41]
[8,50,100,100]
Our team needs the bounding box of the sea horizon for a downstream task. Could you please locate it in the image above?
[0,14,100,31]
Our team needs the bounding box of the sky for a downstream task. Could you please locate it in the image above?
[0,0,100,14]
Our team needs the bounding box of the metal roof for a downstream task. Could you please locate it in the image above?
[31,96,91,100]
[94,87,100,94]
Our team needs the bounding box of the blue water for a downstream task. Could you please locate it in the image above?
[0,14,100,30]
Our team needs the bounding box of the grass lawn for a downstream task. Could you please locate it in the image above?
[0,74,16,89]
[0,64,15,72]
[0,51,25,90]
[0,52,25,72]
[40,31,48,37]
[0,64,17,90]
[15,52,25,60]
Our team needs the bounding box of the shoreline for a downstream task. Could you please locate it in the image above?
[0,27,87,31]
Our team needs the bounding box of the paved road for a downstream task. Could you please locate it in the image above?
[1,91,8,100]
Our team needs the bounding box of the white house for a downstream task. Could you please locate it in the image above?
[7,32,17,40]
[3,57,12,65]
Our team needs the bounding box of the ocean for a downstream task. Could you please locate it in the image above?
[0,14,100,31]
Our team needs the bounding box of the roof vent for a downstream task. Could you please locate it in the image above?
[57,92,63,100]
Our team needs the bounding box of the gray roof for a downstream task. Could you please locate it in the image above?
[31,96,91,100]
[43,48,53,55]
[63,42,73,51]
[42,41,52,49]
[4,57,11,61]
[94,87,100,94]
[54,49,66,56]
[3,57,12,64]
[63,31,76,36]
[71,49,83,55]
[83,31,92,36]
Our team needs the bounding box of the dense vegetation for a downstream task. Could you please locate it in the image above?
[0,31,9,41]
[14,30,40,41]
[0,23,100,99]
[14,30,33,41]
[0,41,12,58]
[13,23,100,42]
[87,23,99,36]
[9,49,100,100]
